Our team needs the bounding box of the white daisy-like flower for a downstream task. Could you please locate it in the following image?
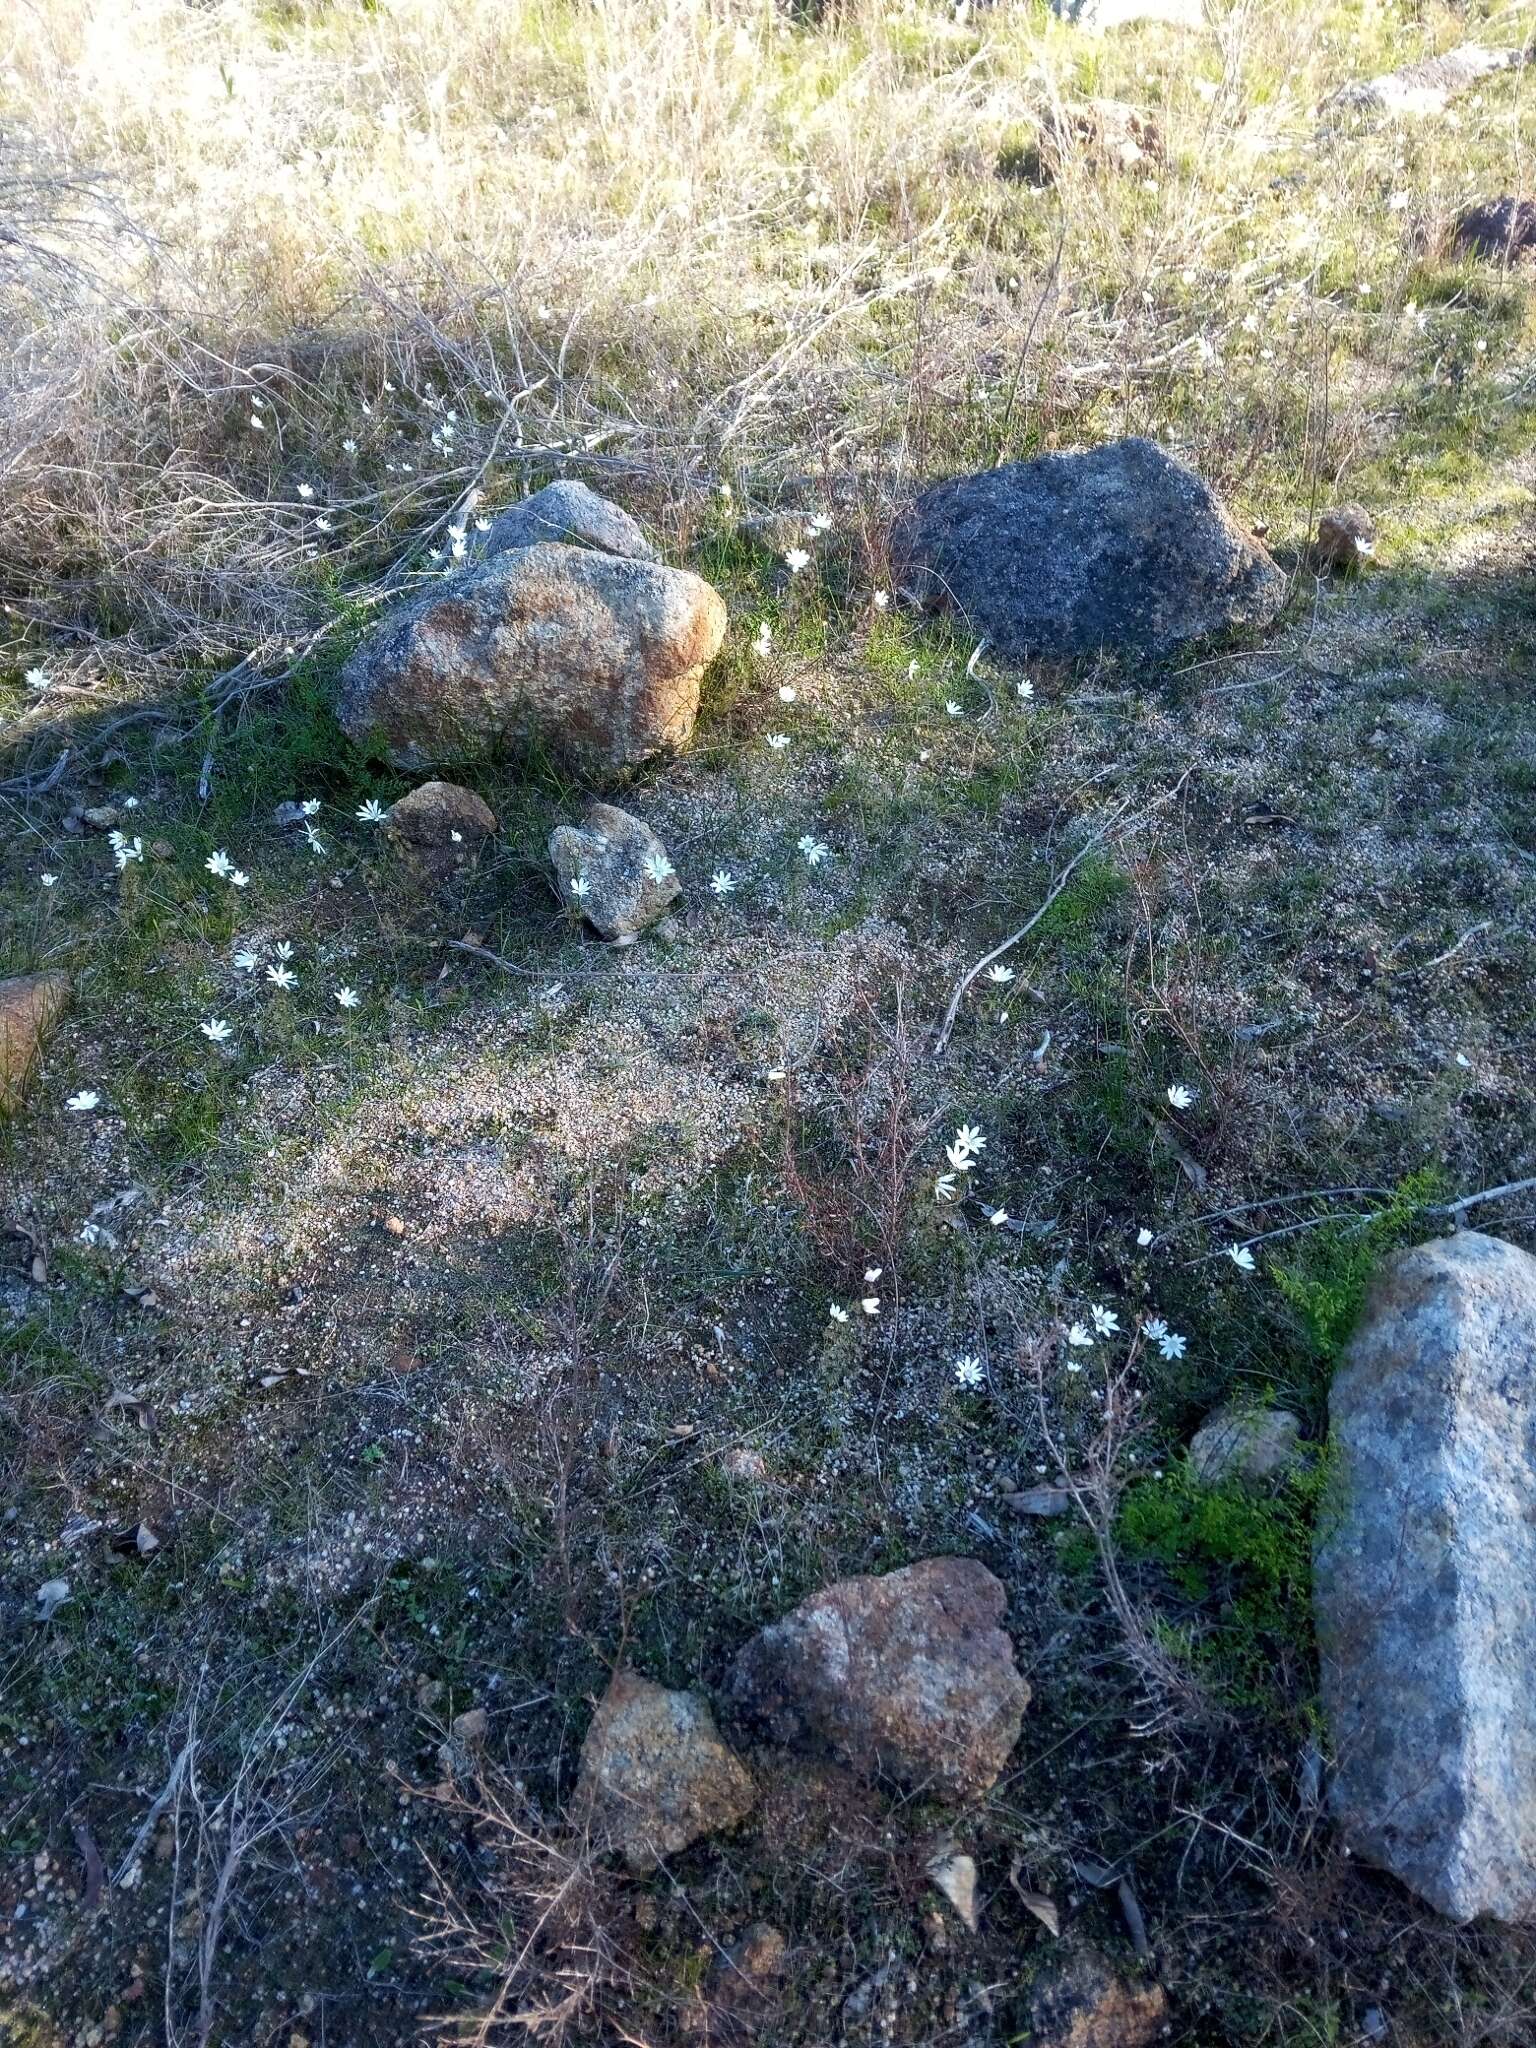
[985,965,1015,984]
[25,666,50,691]
[200,1018,232,1043]
[300,799,321,816]
[335,986,361,1009]
[304,824,326,855]
[945,1140,975,1173]
[988,1208,1009,1227]
[234,949,261,972]
[1143,1317,1169,1342]
[567,873,590,900]
[356,798,387,823]
[1157,1330,1188,1361]
[860,1297,880,1316]
[1066,1360,1084,1375]
[342,438,358,454]
[798,835,830,867]
[1066,1322,1093,1348]
[1227,1244,1257,1273]
[765,733,791,751]
[273,941,295,961]
[934,1172,958,1201]
[1166,1083,1196,1111]
[475,516,491,532]
[752,622,773,655]
[1136,1227,1155,1248]
[266,964,297,990]
[953,1124,986,1160]
[1090,1304,1120,1336]
[783,547,811,573]
[777,684,797,703]
[944,700,962,717]
[829,1304,850,1323]
[230,869,250,889]
[113,837,144,870]
[297,483,314,500]
[643,852,675,885]
[1016,679,1035,701]
[710,870,736,896]
[314,517,334,533]
[807,513,831,535]
[864,1267,882,1283]
[66,1090,100,1113]
[872,590,889,610]
[41,872,58,887]
[954,1354,984,1388]
[249,413,265,431]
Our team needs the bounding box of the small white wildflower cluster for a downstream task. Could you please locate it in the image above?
[830,1265,884,1325]
[108,831,145,873]
[1062,1304,1188,1374]
[205,849,250,889]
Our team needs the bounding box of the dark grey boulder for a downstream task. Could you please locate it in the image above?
[1315,1231,1536,1924]
[1454,196,1536,263]
[891,438,1283,661]
[477,480,657,563]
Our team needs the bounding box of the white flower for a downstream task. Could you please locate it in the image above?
[304,824,326,855]
[300,799,321,816]
[952,1124,986,1160]
[249,413,265,431]
[1166,1083,1196,1111]
[783,548,811,573]
[860,1297,880,1316]
[945,1140,976,1173]
[643,852,675,885]
[113,836,144,870]
[934,1172,958,1202]
[710,870,736,896]
[40,872,58,888]
[342,438,358,454]
[1016,679,1034,702]
[777,685,797,703]
[1156,1330,1187,1361]
[66,1090,100,1113]
[1143,1317,1169,1342]
[1066,1360,1084,1375]
[122,797,139,810]
[273,941,295,961]
[954,1355,984,1388]
[297,483,314,500]
[1136,1227,1155,1248]
[1090,1304,1120,1336]
[873,590,889,610]
[200,1018,232,1043]
[25,666,50,692]
[907,661,919,681]
[314,517,333,533]
[985,965,1015,984]
[765,733,791,751]
[475,516,491,532]
[335,986,360,1009]
[356,798,387,823]
[864,1267,882,1283]
[807,513,831,535]
[798,835,830,867]
[230,869,249,889]
[1066,1322,1093,1348]
[752,622,773,655]
[234,949,261,973]
[944,700,962,717]
[266,964,297,990]
[829,1303,850,1324]
[1227,1244,1257,1273]
[567,873,590,900]
[988,1208,1009,1227]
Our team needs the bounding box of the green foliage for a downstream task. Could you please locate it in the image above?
[1271,1167,1446,1367]
[1118,1450,1329,1712]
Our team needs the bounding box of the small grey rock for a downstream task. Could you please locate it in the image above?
[574,1669,755,1875]
[1188,1405,1303,1488]
[1315,1231,1536,1924]
[891,438,1284,661]
[477,480,657,564]
[548,803,680,940]
[1312,505,1377,572]
[387,780,498,881]
[1334,45,1519,119]
[1454,196,1536,263]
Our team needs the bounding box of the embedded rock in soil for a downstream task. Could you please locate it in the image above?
[574,1669,756,1875]
[335,542,726,773]
[1188,1405,1304,1488]
[549,802,681,940]
[1333,46,1521,119]
[728,1556,1028,1797]
[1311,505,1376,572]
[477,479,658,564]
[1022,1949,1169,2048]
[1035,97,1163,179]
[1454,196,1536,262]
[1315,1231,1536,1924]
[386,780,498,880]
[891,437,1283,661]
[0,972,72,1114]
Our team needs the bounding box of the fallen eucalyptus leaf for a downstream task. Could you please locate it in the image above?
[926,1849,978,1933]
[1008,1854,1060,1936]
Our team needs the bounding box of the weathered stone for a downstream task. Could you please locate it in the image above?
[574,1669,756,1875]
[477,480,657,565]
[386,780,498,881]
[892,438,1284,661]
[727,1557,1028,1797]
[335,542,726,773]
[1334,46,1520,119]
[1037,97,1163,179]
[1312,505,1376,573]
[1315,1231,1536,1924]
[1188,1405,1304,1488]
[548,803,680,941]
[686,1922,788,2039]
[1020,1950,1169,2048]
[1454,196,1536,264]
[0,972,72,1114]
